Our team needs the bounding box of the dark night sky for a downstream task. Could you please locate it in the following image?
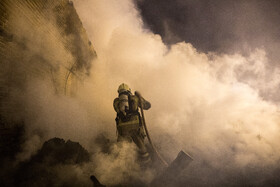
[135,0,280,60]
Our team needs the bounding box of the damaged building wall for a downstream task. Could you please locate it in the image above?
[0,0,96,174]
[0,0,96,122]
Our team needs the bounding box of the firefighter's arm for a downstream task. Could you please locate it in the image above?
[135,91,151,110]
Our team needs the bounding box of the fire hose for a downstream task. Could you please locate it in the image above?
[135,92,168,166]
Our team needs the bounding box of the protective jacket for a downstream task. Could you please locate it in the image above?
[113,92,151,138]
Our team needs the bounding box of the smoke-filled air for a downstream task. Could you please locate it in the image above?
[1,0,280,186]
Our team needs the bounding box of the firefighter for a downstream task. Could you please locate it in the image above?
[113,83,151,164]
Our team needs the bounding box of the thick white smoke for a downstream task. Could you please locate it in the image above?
[72,0,280,184]
[6,0,280,185]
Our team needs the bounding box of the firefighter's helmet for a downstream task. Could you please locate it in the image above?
[118,83,131,94]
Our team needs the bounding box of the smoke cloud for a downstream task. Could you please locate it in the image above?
[73,0,280,185]
[2,0,280,186]
[135,0,280,102]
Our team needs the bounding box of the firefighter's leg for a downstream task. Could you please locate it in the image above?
[131,131,151,165]
[117,134,132,143]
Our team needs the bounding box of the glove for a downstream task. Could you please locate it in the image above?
[135,91,141,98]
